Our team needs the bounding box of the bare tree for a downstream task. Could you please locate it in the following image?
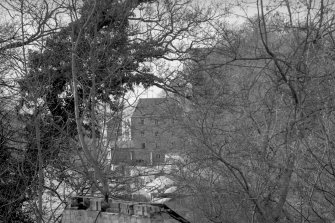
[167,1,335,222]
[13,3,223,221]
[0,1,68,222]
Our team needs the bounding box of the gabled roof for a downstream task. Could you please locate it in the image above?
[150,203,191,223]
[132,98,179,118]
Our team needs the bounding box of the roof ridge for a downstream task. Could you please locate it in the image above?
[132,97,176,117]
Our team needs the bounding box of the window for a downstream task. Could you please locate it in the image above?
[155,131,158,137]
[155,143,159,148]
[141,143,146,149]
[155,120,158,125]
[140,119,144,124]
[141,131,145,136]
[156,154,161,159]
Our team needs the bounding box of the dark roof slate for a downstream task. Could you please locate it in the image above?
[132,98,180,118]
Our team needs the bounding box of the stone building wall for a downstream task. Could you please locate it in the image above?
[61,210,179,223]
[130,98,182,165]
